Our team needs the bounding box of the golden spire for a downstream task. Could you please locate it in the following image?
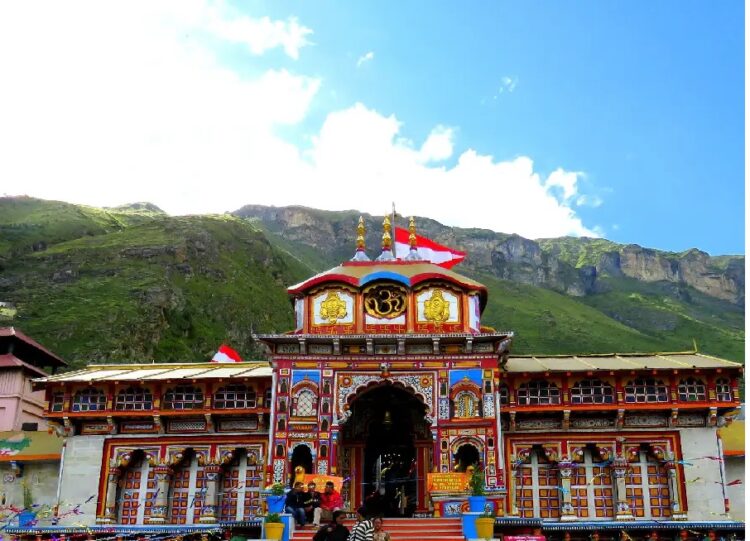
[350,216,371,261]
[404,215,421,260]
[382,216,392,251]
[376,215,395,261]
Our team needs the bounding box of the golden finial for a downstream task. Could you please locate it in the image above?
[350,216,371,261]
[382,216,392,251]
[408,216,417,249]
[356,216,366,251]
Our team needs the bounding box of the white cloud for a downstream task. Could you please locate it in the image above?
[499,75,518,93]
[356,51,375,67]
[0,2,599,240]
[576,194,603,208]
[206,12,312,59]
[418,126,454,163]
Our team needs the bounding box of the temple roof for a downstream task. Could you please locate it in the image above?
[288,260,488,307]
[0,327,67,369]
[505,352,743,373]
[33,362,271,386]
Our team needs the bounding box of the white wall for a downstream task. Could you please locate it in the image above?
[57,435,105,525]
[724,456,744,521]
[678,427,727,521]
[0,462,59,525]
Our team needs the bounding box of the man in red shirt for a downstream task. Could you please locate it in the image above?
[313,481,343,527]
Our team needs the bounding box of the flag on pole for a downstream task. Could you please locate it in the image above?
[393,227,466,269]
[211,344,243,363]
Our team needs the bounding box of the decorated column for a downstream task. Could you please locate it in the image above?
[98,465,122,523]
[199,463,224,523]
[147,464,173,524]
[558,458,576,521]
[612,456,633,520]
[664,456,687,519]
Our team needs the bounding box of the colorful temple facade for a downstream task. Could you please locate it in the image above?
[21,219,745,540]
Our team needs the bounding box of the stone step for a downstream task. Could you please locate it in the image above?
[290,517,464,540]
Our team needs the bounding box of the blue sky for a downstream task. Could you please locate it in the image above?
[1,1,743,254]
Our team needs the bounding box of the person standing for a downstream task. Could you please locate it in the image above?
[285,481,308,527]
[315,481,343,527]
[372,516,391,541]
[348,506,374,541]
[312,510,349,541]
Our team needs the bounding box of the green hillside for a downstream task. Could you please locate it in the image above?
[0,197,743,368]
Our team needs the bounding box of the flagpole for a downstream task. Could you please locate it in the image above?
[391,202,397,258]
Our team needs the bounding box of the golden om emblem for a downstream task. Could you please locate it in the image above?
[423,290,450,322]
[319,291,348,324]
[363,285,407,319]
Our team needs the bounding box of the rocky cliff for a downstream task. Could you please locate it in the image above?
[235,205,744,305]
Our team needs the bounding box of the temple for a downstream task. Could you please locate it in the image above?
[20,217,745,540]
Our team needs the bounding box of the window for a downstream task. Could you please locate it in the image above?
[715,378,732,402]
[624,378,668,403]
[678,378,706,402]
[498,385,509,406]
[214,384,257,409]
[625,449,672,519]
[264,388,272,408]
[570,449,614,519]
[163,385,204,410]
[571,379,614,404]
[294,389,316,417]
[115,387,153,411]
[515,448,560,519]
[454,391,479,418]
[50,392,65,412]
[517,381,560,406]
[72,388,106,412]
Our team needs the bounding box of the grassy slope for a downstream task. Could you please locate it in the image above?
[475,273,670,355]
[1,197,743,368]
[3,208,311,368]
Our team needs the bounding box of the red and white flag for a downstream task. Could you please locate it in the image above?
[211,344,243,363]
[394,227,466,269]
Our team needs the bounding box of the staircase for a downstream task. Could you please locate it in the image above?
[290,517,465,540]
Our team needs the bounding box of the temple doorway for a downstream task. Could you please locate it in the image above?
[340,383,432,517]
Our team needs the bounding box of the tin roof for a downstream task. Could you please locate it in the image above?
[505,352,743,373]
[33,362,272,385]
[0,327,67,368]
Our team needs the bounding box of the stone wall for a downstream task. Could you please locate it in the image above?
[57,435,105,525]
[678,427,726,521]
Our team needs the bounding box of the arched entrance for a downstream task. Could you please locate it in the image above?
[340,383,432,517]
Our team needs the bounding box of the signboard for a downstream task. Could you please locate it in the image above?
[506,536,546,541]
[304,474,344,492]
[427,472,470,492]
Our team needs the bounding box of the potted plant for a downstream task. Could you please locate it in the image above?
[467,464,487,512]
[475,508,495,540]
[18,482,36,527]
[265,482,286,514]
[264,512,285,540]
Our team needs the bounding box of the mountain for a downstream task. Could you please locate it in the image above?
[0,197,743,368]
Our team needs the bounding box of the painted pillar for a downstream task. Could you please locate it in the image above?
[147,465,173,524]
[664,458,686,519]
[612,457,633,521]
[508,461,519,516]
[98,466,121,523]
[199,463,223,523]
[558,459,576,521]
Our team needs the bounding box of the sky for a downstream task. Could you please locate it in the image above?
[0,1,744,254]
